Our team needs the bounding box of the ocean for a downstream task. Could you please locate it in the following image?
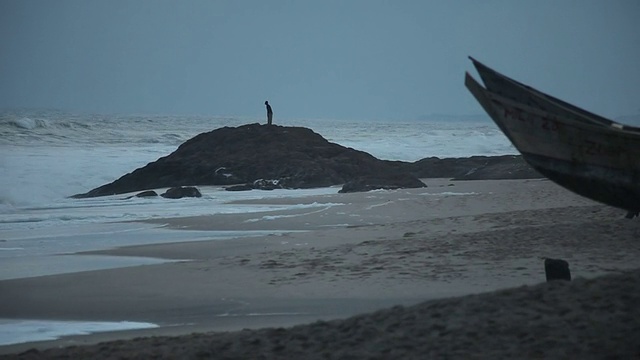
[0,108,516,345]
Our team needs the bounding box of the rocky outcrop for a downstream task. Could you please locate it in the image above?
[72,124,405,198]
[71,124,540,198]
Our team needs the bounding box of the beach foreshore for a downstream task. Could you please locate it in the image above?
[1,179,639,358]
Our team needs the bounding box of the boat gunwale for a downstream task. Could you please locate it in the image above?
[468,56,640,133]
[484,90,640,141]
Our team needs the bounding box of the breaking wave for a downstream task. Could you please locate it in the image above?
[8,117,51,130]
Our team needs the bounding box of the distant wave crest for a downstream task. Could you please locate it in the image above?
[9,117,50,130]
[0,110,217,147]
[6,117,92,131]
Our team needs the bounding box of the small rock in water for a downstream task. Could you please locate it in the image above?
[122,190,158,200]
[544,258,571,282]
[225,184,254,192]
[339,174,426,193]
[161,186,202,199]
[252,179,280,190]
[225,179,281,191]
[136,190,158,198]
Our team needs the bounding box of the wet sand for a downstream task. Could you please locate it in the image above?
[1,179,639,358]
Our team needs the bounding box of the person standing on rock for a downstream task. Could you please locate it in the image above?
[265,101,273,125]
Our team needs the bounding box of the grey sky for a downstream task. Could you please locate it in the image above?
[1,0,638,120]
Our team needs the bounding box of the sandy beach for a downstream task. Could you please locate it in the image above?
[1,178,640,358]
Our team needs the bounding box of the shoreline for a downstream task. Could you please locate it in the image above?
[1,178,639,357]
[3,269,639,358]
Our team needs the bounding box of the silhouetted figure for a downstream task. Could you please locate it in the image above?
[265,101,273,125]
[544,258,571,281]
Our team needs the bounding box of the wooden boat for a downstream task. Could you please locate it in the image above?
[465,58,640,217]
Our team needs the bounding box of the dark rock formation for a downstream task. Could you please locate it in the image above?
[544,258,571,281]
[224,184,255,192]
[339,174,426,193]
[136,190,158,198]
[71,124,541,198]
[72,124,415,198]
[387,155,540,180]
[161,186,202,199]
[122,190,159,200]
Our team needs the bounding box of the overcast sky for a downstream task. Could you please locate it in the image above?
[1,1,639,120]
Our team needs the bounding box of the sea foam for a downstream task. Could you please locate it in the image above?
[0,319,158,346]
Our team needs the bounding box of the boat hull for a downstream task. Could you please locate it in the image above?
[522,152,640,212]
[465,71,640,213]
